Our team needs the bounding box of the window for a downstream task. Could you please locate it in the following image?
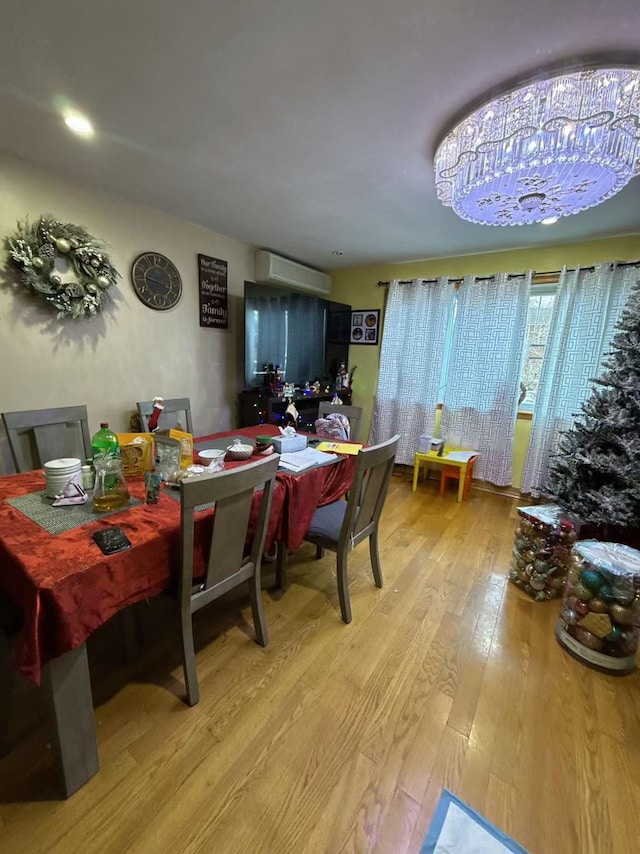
[519,286,557,410]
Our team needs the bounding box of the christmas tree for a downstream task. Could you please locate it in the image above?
[546,277,640,528]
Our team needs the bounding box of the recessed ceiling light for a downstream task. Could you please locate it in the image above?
[541,217,559,225]
[63,113,95,138]
[331,250,344,256]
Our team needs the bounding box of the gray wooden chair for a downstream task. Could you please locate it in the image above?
[2,405,92,473]
[137,398,193,434]
[317,402,363,442]
[178,454,279,706]
[276,434,400,624]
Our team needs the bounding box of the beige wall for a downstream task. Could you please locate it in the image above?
[0,154,254,474]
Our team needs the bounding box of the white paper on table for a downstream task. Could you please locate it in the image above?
[445,451,478,462]
[279,449,338,472]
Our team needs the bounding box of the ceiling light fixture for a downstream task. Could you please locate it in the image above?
[434,67,640,226]
[541,217,559,225]
[331,250,344,255]
[63,112,95,137]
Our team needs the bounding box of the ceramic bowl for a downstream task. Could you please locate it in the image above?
[225,443,254,461]
[198,449,226,464]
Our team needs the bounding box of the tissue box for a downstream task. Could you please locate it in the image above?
[272,434,308,453]
[418,434,433,453]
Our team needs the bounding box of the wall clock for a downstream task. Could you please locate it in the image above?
[131,252,182,310]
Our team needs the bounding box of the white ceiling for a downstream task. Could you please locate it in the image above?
[1,0,639,270]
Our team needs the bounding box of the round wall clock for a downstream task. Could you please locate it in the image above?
[131,252,182,310]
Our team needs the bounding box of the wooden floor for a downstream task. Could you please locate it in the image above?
[1,472,639,853]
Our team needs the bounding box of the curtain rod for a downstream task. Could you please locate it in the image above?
[376,260,640,286]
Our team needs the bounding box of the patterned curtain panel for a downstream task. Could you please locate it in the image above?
[522,264,635,495]
[440,272,531,485]
[371,279,454,465]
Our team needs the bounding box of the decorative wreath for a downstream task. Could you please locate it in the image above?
[5,215,120,319]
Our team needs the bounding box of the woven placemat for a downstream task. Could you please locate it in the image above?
[6,491,143,536]
[163,486,215,513]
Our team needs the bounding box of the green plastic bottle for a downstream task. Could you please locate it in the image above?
[91,422,120,460]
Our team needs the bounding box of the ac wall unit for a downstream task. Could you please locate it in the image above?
[255,250,332,296]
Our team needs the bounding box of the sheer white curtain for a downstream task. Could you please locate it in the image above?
[440,272,531,485]
[371,278,454,465]
[522,263,636,495]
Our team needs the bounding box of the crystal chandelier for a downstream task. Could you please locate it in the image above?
[434,67,640,226]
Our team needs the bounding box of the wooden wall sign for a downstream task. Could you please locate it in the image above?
[198,254,228,328]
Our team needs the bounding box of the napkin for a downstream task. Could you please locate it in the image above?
[279,425,297,438]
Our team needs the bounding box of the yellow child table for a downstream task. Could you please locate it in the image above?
[412,449,479,502]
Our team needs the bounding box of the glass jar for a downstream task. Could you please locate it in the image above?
[557,540,640,674]
[509,505,576,601]
[92,455,130,512]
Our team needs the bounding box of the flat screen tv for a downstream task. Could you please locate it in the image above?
[244,281,350,389]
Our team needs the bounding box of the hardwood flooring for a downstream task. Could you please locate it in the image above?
[1,472,639,853]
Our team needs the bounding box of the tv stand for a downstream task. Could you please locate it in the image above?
[238,389,352,431]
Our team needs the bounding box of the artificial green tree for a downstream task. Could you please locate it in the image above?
[546,278,640,528]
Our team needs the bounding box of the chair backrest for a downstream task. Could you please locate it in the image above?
[179,455,279,610]
[1,406,92,473]
[317,402,363,443]
[338,434,400,550]
[137,398,194,434]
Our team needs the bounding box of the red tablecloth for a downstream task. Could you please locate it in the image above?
[0,425,356,684]
[195,425,357,551]
[0,469,284,685]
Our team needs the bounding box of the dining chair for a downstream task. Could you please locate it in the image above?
[178,454,279,706]
[2,406,92,473]
[317,402,363,442]
[137,398,194,434]
[276,434,400,624]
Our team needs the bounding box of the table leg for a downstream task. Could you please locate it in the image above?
[0,628,12,757]
[412,457,420,492]
[457,464,466,503]
[42,643,99,798]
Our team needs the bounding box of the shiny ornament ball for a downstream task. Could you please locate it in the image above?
[609,604,634,626]
[32,256,44,269]
[87,284,98,295]
[55,238,71,254]
[574,626,605,652]
[534,559,549,574]
[565,531,577,544]
[530,577,546,591]
[574,582,595,602]
[96,275,110,289]
[560,519,573,532]
[605,626,623,643]
[49,273,62,285]
[599,585,616,603]
[575,599,591,617]
[561,607,578,626]
[580,570,603,592]
[589,598,609,614]
[69,238,80,249]
[90,258,100,269]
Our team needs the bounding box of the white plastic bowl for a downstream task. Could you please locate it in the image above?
[198,449,226,464]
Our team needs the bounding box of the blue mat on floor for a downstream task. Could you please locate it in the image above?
[421,790,528,853]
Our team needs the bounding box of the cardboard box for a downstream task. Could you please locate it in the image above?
[116,433,154,477]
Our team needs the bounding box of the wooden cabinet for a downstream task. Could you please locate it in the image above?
[238,390,352,432]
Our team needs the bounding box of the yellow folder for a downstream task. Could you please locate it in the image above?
[315,441,363,455]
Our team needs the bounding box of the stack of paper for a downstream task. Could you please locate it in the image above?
[279,448,338,472]
[445,451,478,462]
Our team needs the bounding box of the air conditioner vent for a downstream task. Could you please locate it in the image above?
[255,250,332,295]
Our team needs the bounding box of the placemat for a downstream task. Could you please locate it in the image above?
[163,486,216,513]
[6,491,143,536]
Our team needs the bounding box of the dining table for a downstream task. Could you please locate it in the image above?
[0,424,357,797]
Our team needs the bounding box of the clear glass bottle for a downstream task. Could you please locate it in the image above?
[92,456,130,512]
